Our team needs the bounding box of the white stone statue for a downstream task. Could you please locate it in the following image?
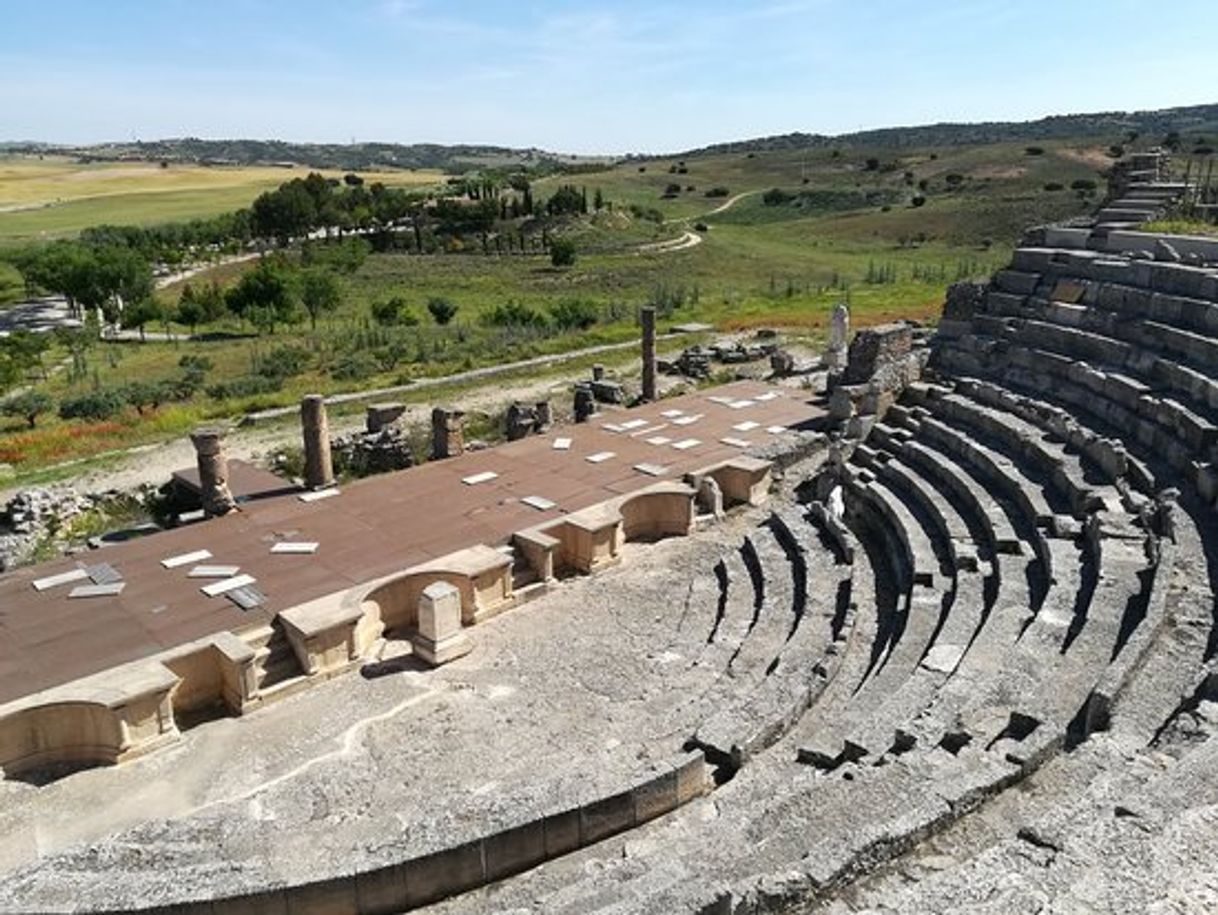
[827,485,845,523]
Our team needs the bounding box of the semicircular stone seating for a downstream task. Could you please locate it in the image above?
[421,203,1218,914]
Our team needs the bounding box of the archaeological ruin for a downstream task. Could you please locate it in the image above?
[1,151,1217,913]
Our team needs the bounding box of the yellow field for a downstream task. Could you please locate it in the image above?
[0,156,442,242]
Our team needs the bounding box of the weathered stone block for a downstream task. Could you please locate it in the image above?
[413,581,471,666]
[401,841,486,908]
[633,766,679,824]
[484,820,546,882]
[842,323,913,386]
[580,789,635,844]
[542,807,582,857]
[285,874,358,915]
[211,889,289,915]
[354,864,408,915]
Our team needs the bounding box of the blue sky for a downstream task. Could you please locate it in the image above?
[2,0,1215,154]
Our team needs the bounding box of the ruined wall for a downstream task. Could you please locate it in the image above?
[829,322,929,439]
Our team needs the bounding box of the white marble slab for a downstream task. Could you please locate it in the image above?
[461,471,499,485]
[672,439,701,451]
[728,400,756,409]
[161,549,212,569]
[631,423,668,437]
[619,419,650,430]
[720,437,752,448]
[521,495,557,511]
[68,582,126,599]
[32,568,89,591]
[733,421,760,431]
[672,414,703,426]
[586,451,616,463]
[756,391,780,401]
[299,488,341,503]
[188,565,242,578]
[633,463,668,477]
[201,574,257,598]
[646,436,672,446]
[767,425,788,434]
[660,409,685,418]
[270,542,319,555]
[552,437,572,450]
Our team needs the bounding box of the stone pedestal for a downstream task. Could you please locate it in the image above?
[573,384,596,423]
[697,476,725,520]
[641,306,657,402]
[506,402,535,441]
[534,400,552,430]
[366,403,406,434]
[190,427,237,517]
[301,395,334,490]
[413,582,472,666]
[431,407,465,459]
[592,363,606,382]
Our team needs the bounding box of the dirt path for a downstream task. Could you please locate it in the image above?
[703,190,758,216]
[637,231,703,254]
[154,252,260,291]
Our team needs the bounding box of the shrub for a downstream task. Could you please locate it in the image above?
[257,345,311,380]
[945,173,964,187]
[1043,182,1065,192]
[910,195,927,208]
[763,187,793,206]
[864,158,880,171]
[2,390,54,428]
[426,297,459,325]
[370,296,419,327]
[1196,146,1215,156]
[1108,145,1125,158]
[1025,146,1045,156]
[482,302,547,329]
[549,237,577,267]
[59,389,126,421]
[119,380,175,415]
[330,352,381,382]
[178,354,213,374]
[662,183,682,198]
[206,375,282,400]
[704,187,730,198]
[549,299,598,331]
[1070,178,1098,191]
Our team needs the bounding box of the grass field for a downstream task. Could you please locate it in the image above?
[0,136,1116,477]
[0,156,442,243]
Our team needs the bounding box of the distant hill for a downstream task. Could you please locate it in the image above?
[673,103,1218,157]
[2,138,606,174]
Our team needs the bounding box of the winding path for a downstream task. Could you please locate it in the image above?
[639,189,759,255]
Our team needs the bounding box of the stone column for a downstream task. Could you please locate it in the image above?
[573,383,595,423]
[431,407,465,459]
[592,363,605,381]
[640,306,657,402]
[190,427,237,517]
[301,395,334,490]
[826,302,849,370]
